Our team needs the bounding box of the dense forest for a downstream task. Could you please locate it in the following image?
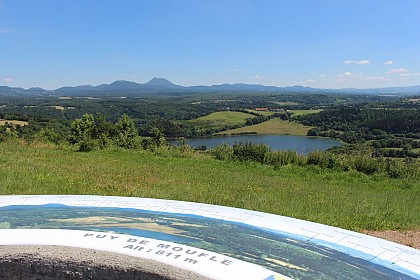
[300,105,420,157]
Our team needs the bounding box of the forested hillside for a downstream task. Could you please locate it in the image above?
[0,92,419,159]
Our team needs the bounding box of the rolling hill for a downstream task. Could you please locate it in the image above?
[0,78,419,96]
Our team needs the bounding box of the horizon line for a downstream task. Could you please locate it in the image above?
[2,78,420,92]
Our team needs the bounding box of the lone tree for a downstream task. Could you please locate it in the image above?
[69,113,95,145]
[115,114,140,149]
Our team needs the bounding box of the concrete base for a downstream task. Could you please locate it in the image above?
[0,246,210,280]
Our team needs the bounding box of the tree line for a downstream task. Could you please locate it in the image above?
[0,113,166,152]
[300,106,420,158]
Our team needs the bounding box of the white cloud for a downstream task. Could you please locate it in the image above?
[356,60,370,65]
[4,78,13,83]
[304,79,316,83]
[399,72,420,77]
[339,71,353,77]
[344,60,357,64]
[384,60,393,65]
[0,28,14,34]
[386,68,409,74]
[344,59,370,65]
[337,72,364,83]
[254,75,263,80]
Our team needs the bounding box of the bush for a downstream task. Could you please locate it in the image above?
[232,141,270,164]
[385,159,404,179]
[385,158,420,180]
[78,139,97,152]
[210,143,233,161]
[351,155,379,175]
[267,150,305,166]
[307,151,341,169]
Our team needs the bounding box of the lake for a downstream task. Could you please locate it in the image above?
[170,135,341,154]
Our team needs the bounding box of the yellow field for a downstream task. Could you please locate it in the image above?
[50,106,65,111]
[50,105,76,111]
[218,118,312,136]
[246,109,275,116]
[408,98,420,103]
[289,109,323,116]
[0,120,28,126]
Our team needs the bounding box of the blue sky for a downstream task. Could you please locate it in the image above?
[1,0,420,89]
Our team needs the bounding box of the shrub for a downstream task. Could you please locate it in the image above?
[78,138,97,152]
[210,143,233,161]
[141,137,156,151]
[352,155,379,175]
[385,159,404,179]
[267,150,305,166]
[232,141,270,164]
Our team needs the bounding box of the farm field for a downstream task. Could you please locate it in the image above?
[50,106,65,111]
[0,120,28,126]
[270,101,299,106]
[289,109,323,117]
[179,111,254,130]
[1,141,419,234]
[246,109,276,116]
[218,118,312,136]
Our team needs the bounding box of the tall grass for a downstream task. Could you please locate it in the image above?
[210,142,420,180]
[0,141,419,231]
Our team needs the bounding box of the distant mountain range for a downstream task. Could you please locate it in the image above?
[1,77,420,96]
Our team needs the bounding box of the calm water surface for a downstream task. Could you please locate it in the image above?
[171,135,341,154]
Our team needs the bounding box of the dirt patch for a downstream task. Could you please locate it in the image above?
[362,230,420,250]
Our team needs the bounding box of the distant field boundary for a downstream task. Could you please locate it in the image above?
[288,109,323,117]
[0,119,28,126]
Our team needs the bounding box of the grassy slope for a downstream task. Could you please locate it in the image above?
[218,118,312,136]
[180,111,254,129]
[1,142,419,232]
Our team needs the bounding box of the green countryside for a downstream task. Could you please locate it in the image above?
[1,92,419,239]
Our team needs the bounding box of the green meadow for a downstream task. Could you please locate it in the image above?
[180,110,313,136]
[1,141,419,232]
[218,118,312,136]
[180,111,254,130]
